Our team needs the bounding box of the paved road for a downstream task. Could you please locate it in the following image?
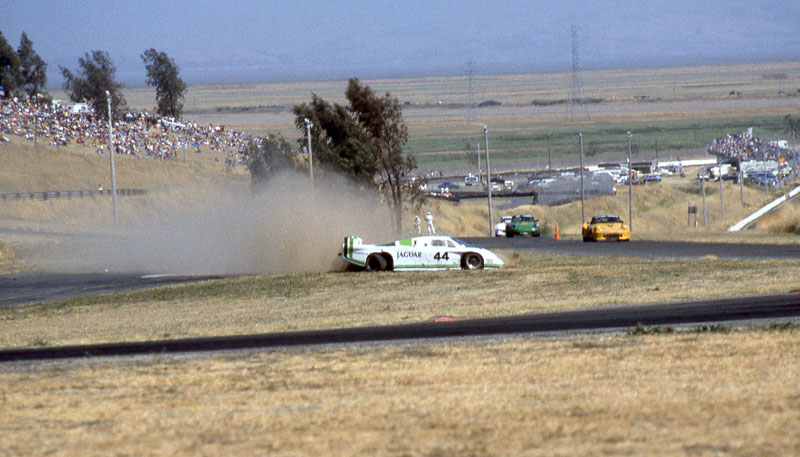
[0,271,222,307]
[2,239,799,307]
[462,237,800,260]
[2,292,798,362]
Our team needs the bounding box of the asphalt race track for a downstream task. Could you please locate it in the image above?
[2,238,800,361]
[462,237,800,260]
[0,271,222,307]
[1,292,799,362]
[3,238,798,308]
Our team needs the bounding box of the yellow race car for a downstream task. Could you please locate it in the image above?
[582,215,631,242]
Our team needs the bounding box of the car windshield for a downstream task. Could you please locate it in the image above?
[594,216,622,223]
[451,238,472,248]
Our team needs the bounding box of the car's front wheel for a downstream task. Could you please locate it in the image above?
[462,253,484,270]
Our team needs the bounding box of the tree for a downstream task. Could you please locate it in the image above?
[292,94,378,186]
[244,134,298,190]
[292,79,418,232]
[141,48,186,118]
[0,30,21,98]
[462,141,479,168]
[345,78,417,231]
[60,50,126,120]
[17,32,47,100]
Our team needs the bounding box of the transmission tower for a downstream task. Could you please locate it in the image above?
[466,60,477,123]
[568,25,589,121]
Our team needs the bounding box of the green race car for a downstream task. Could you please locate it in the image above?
[505,214,541,237]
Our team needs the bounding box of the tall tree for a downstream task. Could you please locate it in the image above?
[462,141,479,168]
[17,32,47,99]
[345,78,416,231]
[0,30,21,98]
[293,78,418,232]
[292,94,378,186]
[244,134,298,190]
[141,48,186,118]
[60,50,126,120]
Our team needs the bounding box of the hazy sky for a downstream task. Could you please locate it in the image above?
[3,1,799,87]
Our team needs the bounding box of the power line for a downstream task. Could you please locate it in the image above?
[568,25,589,122]
[466,60,476,124]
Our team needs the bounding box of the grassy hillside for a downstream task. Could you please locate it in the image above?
[411,176,800,242]
[0,139,250,272]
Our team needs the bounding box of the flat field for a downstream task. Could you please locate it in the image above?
[1,329,798,456]
[5,62,800,455]
[60,60,800,169]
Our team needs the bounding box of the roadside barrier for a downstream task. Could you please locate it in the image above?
[0,188,146,201]
[727,185,800,231]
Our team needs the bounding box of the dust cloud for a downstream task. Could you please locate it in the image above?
[60,173,395,275]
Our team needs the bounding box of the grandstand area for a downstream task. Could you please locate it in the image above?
[1,98,251,169]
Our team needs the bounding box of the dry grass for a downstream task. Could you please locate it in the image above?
[106,61,800,112]
[2,252,799,349]
[45,61,800,150]
[5,70,800,455]
[408,173,800,240]
[1,329,798,456]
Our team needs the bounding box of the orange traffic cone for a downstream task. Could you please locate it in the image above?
[555,225,560,240]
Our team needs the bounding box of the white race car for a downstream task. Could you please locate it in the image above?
[340,235,504,271]
[495,215,512,236]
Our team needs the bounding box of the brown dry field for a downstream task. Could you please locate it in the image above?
[4,62,800,456]
[1,330,799,456]
[50,60,800,141]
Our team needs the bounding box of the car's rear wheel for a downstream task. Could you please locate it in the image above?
[462,252,484,270]
[366,254,387,272]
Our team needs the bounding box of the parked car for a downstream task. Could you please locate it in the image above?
[495,216,513,237]
[641,174,662,184]
[747,173,780,189]
[506,214,541,237]
[582,215,631,242]
[340,235,504,271]
[721,173,740,183]
[437,181,461,190]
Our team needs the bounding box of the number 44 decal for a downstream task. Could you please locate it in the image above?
[433,252,449,261]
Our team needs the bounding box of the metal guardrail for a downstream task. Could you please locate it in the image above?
[727,185,800,232]
[0,188,146,201]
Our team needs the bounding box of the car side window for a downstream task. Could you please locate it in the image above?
[432,240,444,247]
[447,240,456,248]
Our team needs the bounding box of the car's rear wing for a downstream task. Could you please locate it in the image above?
[342,236,363,259]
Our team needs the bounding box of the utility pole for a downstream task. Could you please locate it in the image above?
[106,91,118,228]
[654,138,658,171]
[627,131,633,231]
[739,147,744,206]
[763,143,768,198]
[579,133,585,224]
[568,26,588,121]
[304,118,314,187]
[547,135,552,170]
[477,142,481,176]
[718,154,724,220]
[702,173,707,226]
[484,125,494,236]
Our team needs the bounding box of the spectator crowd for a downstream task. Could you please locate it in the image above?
[707,130,792,163]
[0,98,251,166]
